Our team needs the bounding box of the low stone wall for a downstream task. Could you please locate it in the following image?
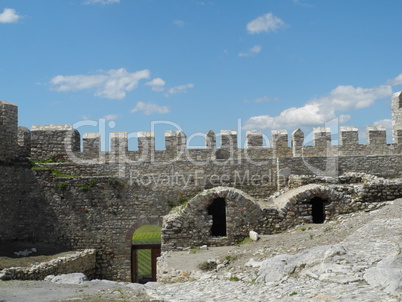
[0,249,96,281]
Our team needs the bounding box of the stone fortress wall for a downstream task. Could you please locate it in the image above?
[0,91,402,281]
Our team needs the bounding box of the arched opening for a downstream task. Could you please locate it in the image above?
[208,198,227,236]
[309,197,326,223]
[131,225,161,283]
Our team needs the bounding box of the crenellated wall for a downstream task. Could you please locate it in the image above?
[1,91,402,281]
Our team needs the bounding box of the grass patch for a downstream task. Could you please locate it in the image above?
[56,182,68,190]
[31,165,76,177]
[237,237,253,246]
[50,168,76,178]
[32,166,48,170]
[81,179,96,191]
[132,225,161,245]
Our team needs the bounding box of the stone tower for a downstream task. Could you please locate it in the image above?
[392,91,402,144]
[0,101,18,162]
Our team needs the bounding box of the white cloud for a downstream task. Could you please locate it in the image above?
[50,68,150,99]
[238,45,262,57]
[145,78,166,92]
[173,19,185,27]
[310,85,393,111]
[247,13,286,34]
[374,118,392,129]
[374,118,393,141]
[84,0,120,4]
[387,73,402,86]
[0,8,21,23]
[166,83,194,96]
[243,84,393,130]
[131,102,169,115]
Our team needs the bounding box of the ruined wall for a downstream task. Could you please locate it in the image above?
[161,177,402,251]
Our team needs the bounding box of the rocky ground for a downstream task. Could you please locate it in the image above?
[1,199,401,302]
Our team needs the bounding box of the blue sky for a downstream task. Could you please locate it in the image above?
[1,0,401,149]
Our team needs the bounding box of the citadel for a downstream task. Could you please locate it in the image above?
[1,91,402,282]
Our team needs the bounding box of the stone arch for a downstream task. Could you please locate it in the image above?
[162,187,264,249]
[274,184,344,223]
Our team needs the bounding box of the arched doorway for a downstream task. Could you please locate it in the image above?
[208,198,227,236]
[131,225,161,283]
[309,197,326,223]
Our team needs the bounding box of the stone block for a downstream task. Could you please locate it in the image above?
[367,125,386,145]
[220,130,237,149]
[246,130,263,148]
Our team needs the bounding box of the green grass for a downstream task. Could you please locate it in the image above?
[32,166,48,170]
[137,249,152,280]
[50,168,76,178]
[132,225,161,245]
[237,236,253,246]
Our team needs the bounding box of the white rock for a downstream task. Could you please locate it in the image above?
[245,258,262,268]
[45,273,88,284]
[364,253,402,295]
[249,231,259,241]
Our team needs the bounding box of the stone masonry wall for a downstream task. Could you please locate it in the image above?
[30,124,80,161]
[0,163,59,244]
[0,249,96,281]
[161,176,402,251]
[0,101,18,162]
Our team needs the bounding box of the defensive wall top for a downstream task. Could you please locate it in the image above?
[1,92,402,162]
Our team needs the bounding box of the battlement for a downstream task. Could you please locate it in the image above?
[23,122,402,163]
[1,91,402,163]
